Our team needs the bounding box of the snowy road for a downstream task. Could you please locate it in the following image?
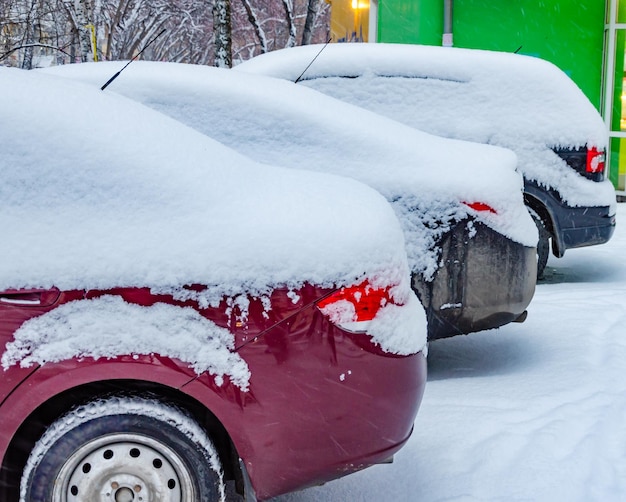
[273,203,626,502]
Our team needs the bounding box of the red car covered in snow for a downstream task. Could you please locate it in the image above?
[0,68,427,501]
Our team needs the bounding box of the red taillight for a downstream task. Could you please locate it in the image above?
[316,280,396,332]
[462,201,497,214]
[587,147,605,174]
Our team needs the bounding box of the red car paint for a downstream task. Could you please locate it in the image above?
[0,285,426,500]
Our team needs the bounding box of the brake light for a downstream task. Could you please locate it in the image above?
[554,146,605,181]
[462,201,497,214]
[316,280,396,333]
[587,147,605,174]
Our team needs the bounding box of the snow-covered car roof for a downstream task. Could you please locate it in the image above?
[40,61,537,279]
[236,43,615,209]
[0,67,412,301]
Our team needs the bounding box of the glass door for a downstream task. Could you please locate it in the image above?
[604,0,626,189]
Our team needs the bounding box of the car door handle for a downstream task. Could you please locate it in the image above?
[0,289,60,307]
[0,296,42,305]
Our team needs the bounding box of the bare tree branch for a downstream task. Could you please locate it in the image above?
[0,41,70,61]
[239,0,267,53]
[280,0,296,48]
[301,0,318,45]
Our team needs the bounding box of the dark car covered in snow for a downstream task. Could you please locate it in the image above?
[237,43,617,278]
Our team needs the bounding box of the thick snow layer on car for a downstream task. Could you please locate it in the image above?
[1,296,251,390]
[1,67,426,357]
[236,43,616,211]
[39,62,537,279]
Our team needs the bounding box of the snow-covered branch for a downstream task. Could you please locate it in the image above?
[0,0,330,68]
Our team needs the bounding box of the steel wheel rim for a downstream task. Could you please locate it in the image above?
[52,432,196,502]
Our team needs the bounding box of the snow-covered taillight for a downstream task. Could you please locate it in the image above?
[587,147,605,176]
[462,201,497,214]
[554,146,605,182]
[316,280,396,333]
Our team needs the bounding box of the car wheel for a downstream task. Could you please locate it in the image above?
[22,396,225,502]
[528,207,550,279]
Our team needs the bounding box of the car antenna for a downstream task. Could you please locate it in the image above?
[100,28,166,91]
[294,37,332,84]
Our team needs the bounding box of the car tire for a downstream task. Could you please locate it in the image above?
[22,396,225,502]
[528,207,550,279]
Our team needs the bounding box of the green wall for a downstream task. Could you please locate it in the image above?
[378,0,441,46]
[377,0,605,109]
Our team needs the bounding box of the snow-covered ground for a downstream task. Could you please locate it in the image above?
[273,203,625,502]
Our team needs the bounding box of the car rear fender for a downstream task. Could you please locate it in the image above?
[0,357,250,501]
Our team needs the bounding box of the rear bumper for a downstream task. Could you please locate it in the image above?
[557,205,615,253]
[413,220,536,340]
[214,308,428,500]
[524,180,616,257]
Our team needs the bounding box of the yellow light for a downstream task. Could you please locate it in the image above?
[352,0,369,9]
